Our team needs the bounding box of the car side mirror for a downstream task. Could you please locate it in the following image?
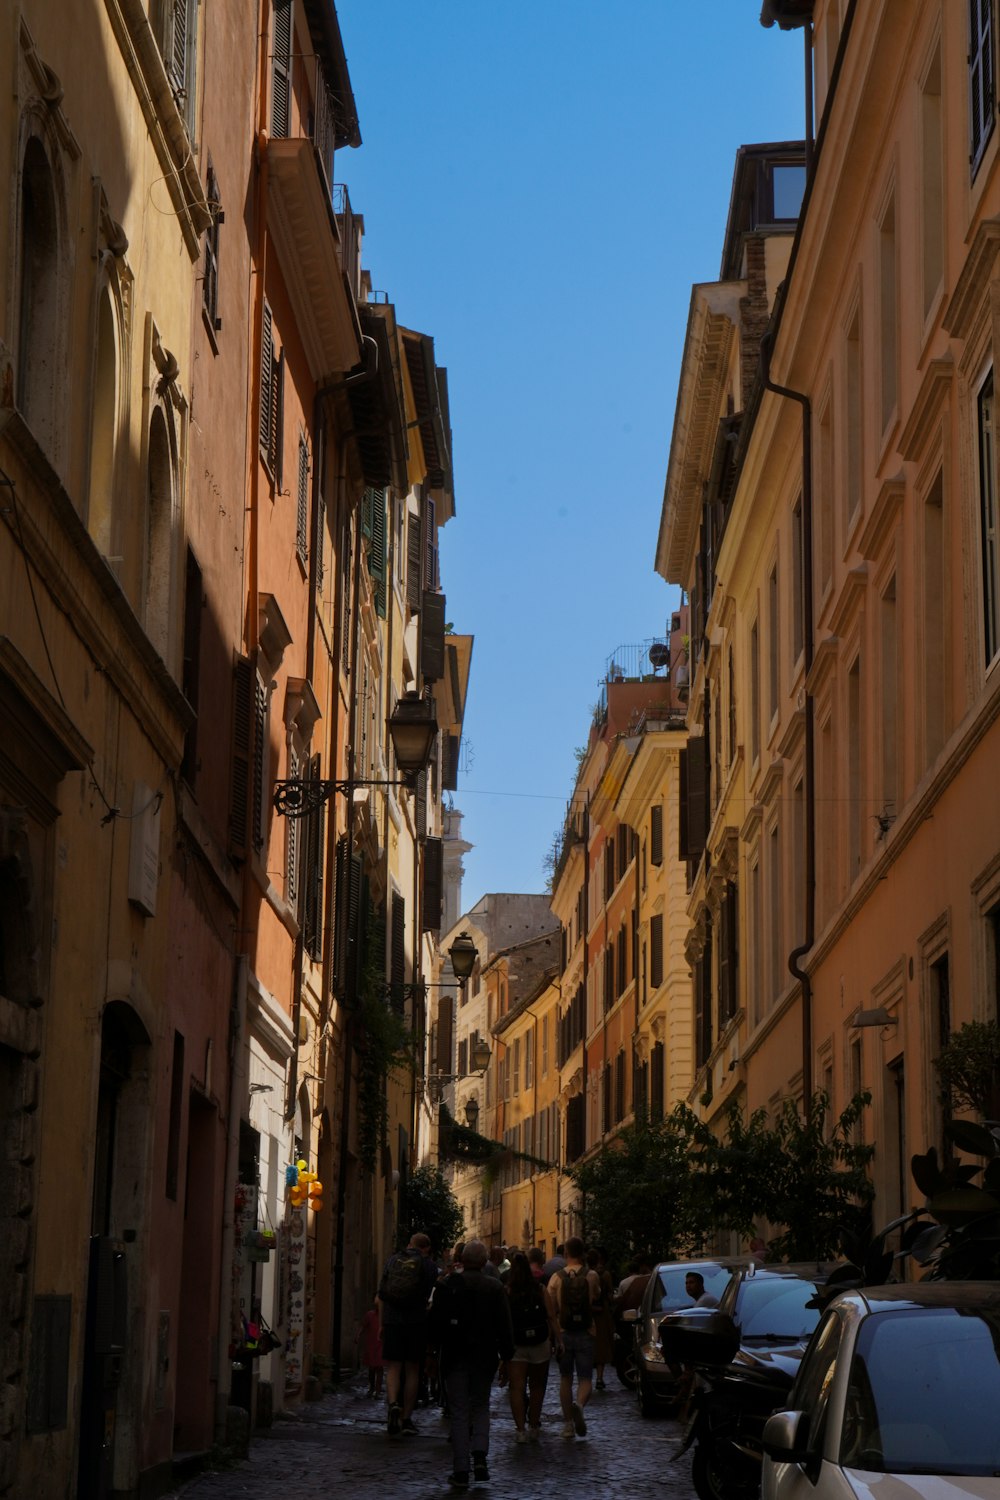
[659,1308,739,1367]
[762,1410,810,1463]
[621,1308,638,1323]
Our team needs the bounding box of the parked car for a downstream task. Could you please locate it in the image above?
[660,1262,837,1500]
[763,1282,1000,1500]
[624,1258,746,1417]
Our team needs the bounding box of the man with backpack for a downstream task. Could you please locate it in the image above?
[428,1240,514,1490]
[547,1236,600,1439]
[376,1231,439,1436]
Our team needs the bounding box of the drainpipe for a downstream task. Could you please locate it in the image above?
[215,955,248,1437]
[760,328,815,1105]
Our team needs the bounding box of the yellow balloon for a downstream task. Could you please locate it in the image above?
[296,1158,307,1172]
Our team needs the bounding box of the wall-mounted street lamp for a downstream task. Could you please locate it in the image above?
[463,1096,480,1130]
[425,1036,492,1103]
[273,691,438,818]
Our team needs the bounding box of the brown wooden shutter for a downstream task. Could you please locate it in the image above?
[415,770,427,839]
[272,350,284,487]
[650,1041,665,1121]
[271,0,292,138]
[259,303,274,457]
[303,755,325,962]
[369,489,387,618]
[696,920,714,1068]
[650,803,663,866]
[719,881,739,1024]
[389,891,406,1012]
[229,653,253,858]
[406,511,422,612]
[420,590,446,681]
[436,993,454,1075]
[296,436,309,562]
[422,837,443,932]
[685,735,708,863]
[333,836,362,1001]
[650,913,664,989]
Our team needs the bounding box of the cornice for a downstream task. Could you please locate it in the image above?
[943,217,1000,341]
[857,476,904,563]
[828,563,869,638]
[898,359,953,464]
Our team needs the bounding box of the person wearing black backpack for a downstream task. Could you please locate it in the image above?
[504,1252,558,1442]
[376,1231,439,1437]
[427,1240,515,1490]
[547,1236,600,1440]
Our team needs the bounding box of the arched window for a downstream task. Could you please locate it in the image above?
[88,288,118,557]
[145,408,175,662]
[17,135,60,452]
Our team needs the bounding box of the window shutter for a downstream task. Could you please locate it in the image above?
[252,668,268,853]
[685,736,708,863]
[425,497,438,590]
[971,0,995,171]
[650,803,663,865]
[389,892,406,1012]
[272,0,293,138]
[723,881,739,1023]
[437,994,454,1076]
[259,304,273,457]
[272,350,284,487]
[650,913,663,989]
[422,837,443,932]
[696,922,714,1068]
[361,487,373,540]
[229,653,253,858]
[443,733,460,791]
[406,510,422,612]
[314,481,326,592]
[333,836,362,1002]
[368,489,387,618]
[164,0,189,97]
[285,748,299,907]
[420,590,446,681]
[415,769,427,839]
[303,755,325,962]
[650,1042,664,1122]
[296,436,309,562]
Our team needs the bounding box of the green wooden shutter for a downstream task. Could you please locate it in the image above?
[406,511,422,612]
[650,803,663,866]
[420,590,446,681]
[389,892,406,1012]
[296,436,309,562]
[370,490,387,618]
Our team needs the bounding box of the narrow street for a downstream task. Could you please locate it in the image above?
[163,1372,698,1500]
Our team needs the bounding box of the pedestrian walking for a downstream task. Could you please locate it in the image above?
[527,1247,546,1281]
[586,1247,615,1391]
[428,1239,515,1490]
[504,1251,557,1443]
[376,1231,439,1436]
[540,1243,566,1284]
[356,1299,383,1397]
[547,1235,601,1440]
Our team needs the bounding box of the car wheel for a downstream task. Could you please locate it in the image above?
[691,1440,760,1500]
[636,1373,660,1418]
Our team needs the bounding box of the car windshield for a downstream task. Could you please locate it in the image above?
[840,1305,1000,1476]
[734,1278,824,1341]
[657,1265,733,1312]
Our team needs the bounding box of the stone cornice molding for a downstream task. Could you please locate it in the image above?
[858,476,905,563]
[943,217,1000,340]
[828,563,869,638]
[899,359,953,463]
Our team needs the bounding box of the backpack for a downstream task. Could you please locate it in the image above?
[510,1289,547,1346]
[557,1268,592,1332]
[382,1249,426,1309]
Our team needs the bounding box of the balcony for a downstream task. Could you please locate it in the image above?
[266,135,362,380]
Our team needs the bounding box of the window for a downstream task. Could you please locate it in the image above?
[17,136,61,455]
[768,822,782,1003]
[145,407,176,664]
[252,666,270,856]
[203,163,222,333]
[880,578,898,817]
[748,856,761,1025]
[181,546,202,787]
[156,0,198,134]
[695,921,713,1067]
[768,564,779,723]
[878,190,898,432]
[818,394,834,593]
[921,44,943,316]
[970,0,995,176]
[978,372,1000,667]
[750,620,760,763]
[791,497,803,663]
[923,473,946,764]
[848,656,863,878]
[296,435,309,563]
[541,1015,548,1076]
[727,645,736,765]
[650,804,663,866]
[650,914,664,990]
[271,0,293,138]
[650,1041,665,1122]
[88,288,118,557]
[846,305,863,526]
[718,882,739,1026]
[930,951,952,1157]
[259,302,283,483]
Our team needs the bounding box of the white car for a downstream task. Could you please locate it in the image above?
[763,1282,1000,1500]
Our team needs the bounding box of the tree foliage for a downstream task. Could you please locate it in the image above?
[569,1091,874,1270]
[933,1020,1000,1119]
[400,1164,464,1258]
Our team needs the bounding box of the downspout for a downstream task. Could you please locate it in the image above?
[215,955,248,1436]
[760,328,815,1105]
[331,463,365,1376]
[579,797,590,1234]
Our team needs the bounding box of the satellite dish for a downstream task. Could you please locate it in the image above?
[648,643,671,670]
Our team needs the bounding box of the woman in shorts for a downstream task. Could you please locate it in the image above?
[504,1252,557,1441]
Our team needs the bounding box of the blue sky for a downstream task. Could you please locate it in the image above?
[338,2,804,903]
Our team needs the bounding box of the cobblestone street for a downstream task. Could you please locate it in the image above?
[163,1370,699,1500]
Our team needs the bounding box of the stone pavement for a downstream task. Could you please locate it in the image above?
[163,1369,700,1500]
